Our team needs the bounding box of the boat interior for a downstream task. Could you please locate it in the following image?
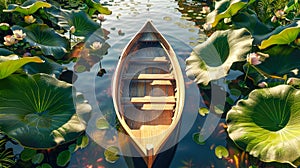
[118,32,178,147]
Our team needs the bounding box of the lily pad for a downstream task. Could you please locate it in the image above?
[104,146,120,163]
[207,0,250,27]
[198,107,209,116]
[12,24,69,59]
[257,21,300,49]
[0,73,90,149]
[186,28,252,85]
[85,0,112,15]
[56,150,71,167]
[3,0,51,15]
[0,56,43,79]
[96,117,110,130]
[192,132,206,145]
[226,85,300,167]
[215,145,229,159]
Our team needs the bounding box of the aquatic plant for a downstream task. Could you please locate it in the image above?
[227,85,300,167]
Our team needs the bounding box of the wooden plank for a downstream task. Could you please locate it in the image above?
[130,56,168,63]
[138,74,174,80]
[129,96,176,104]
[150,80,172,86]
[141,104,175,111]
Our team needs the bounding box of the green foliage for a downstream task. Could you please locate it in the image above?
[56,150,71,167]
[186,28,252,85]
[3,0,51,15]
[0,136,15,167]
[227,85,300,167]
[0,55,43,79]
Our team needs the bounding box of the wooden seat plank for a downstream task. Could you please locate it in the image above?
[150,80,172,86]
[130,56,168,63]
[141,104,175,111]
[130,96,175,103]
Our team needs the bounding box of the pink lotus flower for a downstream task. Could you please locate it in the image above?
[275,10,285,19]
[202,6,211,14]
[13,30,26,40]
[247,53,261,65]
[4,35,17,46]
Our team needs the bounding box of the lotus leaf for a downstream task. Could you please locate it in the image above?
[49,9,101,37]
[226,85,300,167]
[186,28,252,85]
[3,0,51,15]
[245,45,300,85]
[0,73,91,149]
[207,0,250,27]
[256,21,300,49]
[85,0,112,15]
[0,56,43,79]
[12,24,69,59]
[232,12,272,36]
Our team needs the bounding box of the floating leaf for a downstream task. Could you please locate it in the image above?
[23,56,64,76]
[40,163,52,168]
[214,104,225,114]
[198,107,209,116]
[207,0,249,27]
[12,24,69,59]
[0,56,43,79]
[77,135,89,149]
[104,146,120,163]
[96,117,110,130]
[31,153,44,164]
[56,150,71,167]
[257,21,300,49]
[226,85,300,167]
[20,148,36,161]
[49,9,101,37]
[3,0,51,15]
[0,74,91,148]
[192,133,206,145]
[186,28,252,85]
[215,145,229,159]
[85,0,112,15]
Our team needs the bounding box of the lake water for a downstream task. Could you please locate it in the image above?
[68,0,230,167]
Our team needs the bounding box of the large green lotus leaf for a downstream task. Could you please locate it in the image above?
[85,0,112,15]
[0,74,90,149]
[3,0,51,15]
[12,24,69,59]
[245,46,300,85]
[23,56,64,76]
[226,85,300,167]
[256,21,300,49]
[186,28,252,85]
[207,0,250,27]
[0,56,43,79]
[232,11,273,36]
[49,9,101,37]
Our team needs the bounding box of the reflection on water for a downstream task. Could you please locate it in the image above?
[69,0,230,168]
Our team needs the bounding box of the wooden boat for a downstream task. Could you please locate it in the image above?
[112,20,185,168]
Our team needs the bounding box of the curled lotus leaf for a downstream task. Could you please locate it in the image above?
[3,0,51,15]
[186,28,252,85]
[0,73,91,149]
[226,85,300,167]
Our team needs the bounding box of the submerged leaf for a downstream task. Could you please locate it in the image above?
[192,133,206,145]
[226,85,300,167]
[186,28,252,85]
[0,56,43,79]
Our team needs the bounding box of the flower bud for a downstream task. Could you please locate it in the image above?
[70,26,76,34]
[271,16,277,23]
[203,23,212,31]
[247,53,261,65]
[97,14,106,22]
[24,15,36,24]
[202,6,211,14]
[275,10,285,19]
